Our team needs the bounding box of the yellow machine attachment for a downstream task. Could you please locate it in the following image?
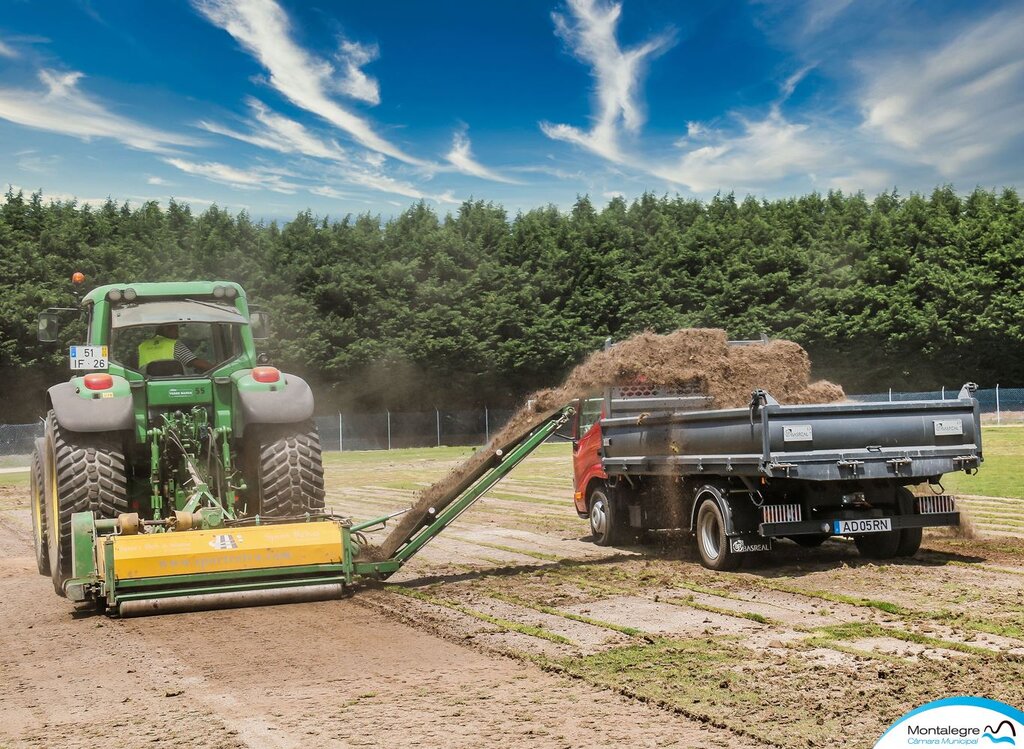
[65,512,373,616]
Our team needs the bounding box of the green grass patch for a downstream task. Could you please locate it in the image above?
[490,592,647,637]
[939,426,1024,499]
[386,585,573,645]
[665,595,778,625]
[446,535,562,562]
[0,472,30,488]
[809,621,995,658]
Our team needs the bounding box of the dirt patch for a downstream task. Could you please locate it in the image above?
[366,329,842,559]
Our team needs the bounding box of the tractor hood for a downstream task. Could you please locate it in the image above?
[111,300,246,328]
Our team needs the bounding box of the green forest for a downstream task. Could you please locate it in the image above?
[1,185,1021,422]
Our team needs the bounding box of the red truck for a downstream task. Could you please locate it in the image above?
[569,383,980,571]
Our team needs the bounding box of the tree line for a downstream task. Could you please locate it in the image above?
[1,185,1021,422]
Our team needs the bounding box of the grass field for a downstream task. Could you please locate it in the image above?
[940,426,1024,499]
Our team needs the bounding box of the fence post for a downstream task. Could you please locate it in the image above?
[338,412,343,452]
[941,386,945,401]
[484,406,489,444]
[387,410,392,450]
[436,409,441,447]
[888,388,892,402]
[996,384,1001,425]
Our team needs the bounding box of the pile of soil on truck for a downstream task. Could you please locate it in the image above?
[362,328,843,559]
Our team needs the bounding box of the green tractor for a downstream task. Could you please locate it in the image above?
[32,278,325,598]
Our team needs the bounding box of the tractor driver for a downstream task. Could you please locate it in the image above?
[138,324,213,373]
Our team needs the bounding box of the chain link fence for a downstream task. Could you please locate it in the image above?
[2,387,1020,459]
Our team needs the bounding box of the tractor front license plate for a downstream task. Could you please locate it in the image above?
[833,518,892,534]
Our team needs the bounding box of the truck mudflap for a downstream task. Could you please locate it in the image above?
[760,512,959,539]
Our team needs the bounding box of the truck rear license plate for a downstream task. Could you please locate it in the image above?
[834,518,891,534]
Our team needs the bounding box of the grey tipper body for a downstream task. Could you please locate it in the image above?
[593,383,981,569]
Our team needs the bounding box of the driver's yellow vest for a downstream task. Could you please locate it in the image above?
[138,335,176,369]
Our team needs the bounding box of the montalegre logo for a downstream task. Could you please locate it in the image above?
[875,697,1022,747]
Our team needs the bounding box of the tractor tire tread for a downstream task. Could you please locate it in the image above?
[47,412,129,592]
[258,422,325,517]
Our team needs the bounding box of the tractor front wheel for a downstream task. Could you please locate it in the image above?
[30,438,50,576]
[253,421,325,517]
[44,412,129,596]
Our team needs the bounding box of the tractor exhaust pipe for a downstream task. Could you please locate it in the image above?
[117,583,345,618]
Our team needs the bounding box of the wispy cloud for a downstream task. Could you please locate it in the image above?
[655,107,832,193]
[15,149,60,174]
[0,69,199,153]
[163,157,300,193]
[445,129,520,184]
[540,0,674,162]
[335,40,380,105]
[199,97,347,161]
[146,175,172,186]
[192,0,423,165]
[859,7,1024,177]
[0,39,18,59]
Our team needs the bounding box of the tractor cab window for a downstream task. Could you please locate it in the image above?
[112,322,242,376]
[579,396,604,437]
[107,299,248,377]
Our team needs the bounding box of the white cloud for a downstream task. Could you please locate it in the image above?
[146,176,171,186]
[192,0,423,164]
[0,40,18,59]
[199,97,348,161]
[860,7,1024,177]
[343,169,459,205]
[15,150,60,174]
[540,0,674,162]
[335,40,380,105]
[444,130,520,184]
[827,169,893,194]
[654,108,832,193]
[163,157,300,193]
[0,69,199,152]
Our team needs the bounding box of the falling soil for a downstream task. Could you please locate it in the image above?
[364,329,843,560]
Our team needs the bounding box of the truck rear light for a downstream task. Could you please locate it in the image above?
[83,373,113,390]
[917,495,956,514]
[252,366,280,383]
[762,504,801,524]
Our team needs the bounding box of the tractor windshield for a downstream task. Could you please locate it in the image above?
[108,301,245,376]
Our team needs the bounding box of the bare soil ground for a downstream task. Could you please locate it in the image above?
[3,441,1024,748]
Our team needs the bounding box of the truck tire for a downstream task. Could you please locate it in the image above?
[44,412,129,596]
[895,527,923,557]
[854,530,901,560]
[254,421,325,517]
[588,486,628,546]
[694,490,741,571]
[30,438,50,576]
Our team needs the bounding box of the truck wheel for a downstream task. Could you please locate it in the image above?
[44,412,129,596]
[895,527,923,557]
[255,421,325,517]
[589,486,627,546]
[30,438,50,576]
[853,530,901,560]
[695,491,741,571]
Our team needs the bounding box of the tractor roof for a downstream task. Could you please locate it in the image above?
[82,281,247,305]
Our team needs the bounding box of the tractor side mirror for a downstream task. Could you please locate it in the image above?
[37,311,60,342]
[250,311,271,340]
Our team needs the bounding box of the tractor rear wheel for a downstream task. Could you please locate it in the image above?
[30,438,50,576]
[44,412,129,596]
[254,421,325,517]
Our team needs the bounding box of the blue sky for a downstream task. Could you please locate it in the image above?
[1,0,1022,219]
